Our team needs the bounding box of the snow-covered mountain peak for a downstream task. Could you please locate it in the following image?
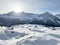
[8,11,16,14]
[0,11,60,27]
[44,12,52,15]
[38,12,54,19]
[41,12,53,16]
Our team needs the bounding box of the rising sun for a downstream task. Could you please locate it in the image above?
[13,6,23,13]
[12,3,23,13]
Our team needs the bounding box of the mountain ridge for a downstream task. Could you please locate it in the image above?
[0,11,60,27]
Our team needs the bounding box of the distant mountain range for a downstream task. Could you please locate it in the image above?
[0,11,60,27]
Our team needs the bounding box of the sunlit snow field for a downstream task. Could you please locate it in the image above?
[0,24,60,45]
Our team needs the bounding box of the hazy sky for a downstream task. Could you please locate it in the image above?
[0,0,60,14]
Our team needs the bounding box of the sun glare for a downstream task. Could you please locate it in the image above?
[13,6,23,13]
[12,3,23,13]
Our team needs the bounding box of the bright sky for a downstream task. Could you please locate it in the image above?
[0,0,60,14]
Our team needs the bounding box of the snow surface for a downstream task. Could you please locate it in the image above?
[0,24,60,45]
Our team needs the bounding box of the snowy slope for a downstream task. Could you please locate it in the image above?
[37,12,60,26]
[55,14,60,19]
[0,24,60,45]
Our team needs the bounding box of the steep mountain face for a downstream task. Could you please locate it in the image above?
[55,14,60,19]
[0,11,60,27]
[37,12,60,26]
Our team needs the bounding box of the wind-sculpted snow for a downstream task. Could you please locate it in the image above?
[0,30,28,40]
[0,24,60,45]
